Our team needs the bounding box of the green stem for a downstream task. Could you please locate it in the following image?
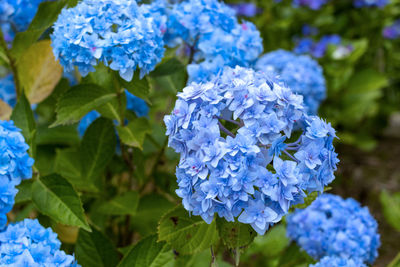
[0,29,21,99]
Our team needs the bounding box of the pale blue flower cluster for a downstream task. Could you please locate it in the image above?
[78,90,149,136]
[353,0,388,8]
[0,219,80,266]
[0,74,17,107]
[310,256,367,267]
[51,0,166,81]
[287,194,380,265]
[0,0,48,42]
[0,120,34,229]
[164,0,263,83]
[292,0,328,10]
[294,35,342,58]
[164,66,338,235]
[255,50,326,115]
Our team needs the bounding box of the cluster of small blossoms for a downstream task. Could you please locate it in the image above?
[294,35,349,58]
[164,0,263,83]
[287,194,380,265]
[383,20,400,40]
[0,120,34,229]
[353,0,388,8]
[0,74,17,107]
[228,3,260,17]
[164,66,338,235]
[0,219,80,266]
[78,90,149,136]
[0,0,48,43]
[292,0,328,10]
[51,0,166,81]
[255,50,326,115]
[310,256,366,267]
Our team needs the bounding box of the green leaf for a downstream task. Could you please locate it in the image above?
[290,191,319,211]
[81,118,116,189]
[380,191,400,232]
[51,84,116,127]
[150,58,185,77]
[54,149,83,189]
[116,118,151,149]
[31,174,90,231]
[388,252,400,267]
[36,125,80,146]
[10,92,36,157]
[119,72,150,102]
[118,235,173,267]
[76,228,119,267]
[17,40,62,104]
[98,192,139,216]
[11,0,69,58]
[15,179,33,204]
[216,218,257,250]
[278,243,314,267]
[158,205,218,255]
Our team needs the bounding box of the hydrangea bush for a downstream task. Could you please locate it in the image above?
[0,0,398,266]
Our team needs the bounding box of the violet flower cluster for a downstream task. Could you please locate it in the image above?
[255,50,326,115]
[164,0,263,83]
[294,35,342,58]
[287,194,380,265]
[51,0,166,81]
[292,0,328,10]
[353,0,388,8]
[164,66,339,235]
[0,219,80,266]
[383,20,400,40]
[0,0,48,43]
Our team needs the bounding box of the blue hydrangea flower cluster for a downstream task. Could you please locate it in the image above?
[51,0,166,81]
[0,219,80,266]
[310,256,367,267]
[294,35,342,58]
[0,0,48,43]
[78,90,149,136]
[255,50,326,115]
[287,194,380,265]
[164,66,339,235]
[292,0,328,10]
[353,0,388,8]
[164,0,263,83]
[0,120,34,229]
[383,20,400,40]
[0,74,17,107]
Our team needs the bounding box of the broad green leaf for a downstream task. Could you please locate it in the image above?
[31,174,90,231]
[76,228,119,267]
[98,192,139,216]
[118,235,173,267]
[10,92,36,157]
[17,40,62,104]
[380,191,400,232]
[117,118,151,149]
[81,118,116,189]
[216,218,257,250]
[36,125,80,146]
[290,191,319,211]
[150,58,185,77]
[15,179,33,204]
[54,149,84,189]
[158,205,218,255]
[388,252,400,267]
[0,99,12,120]
[119,72,150,101]
[278,243,314,267]
[11,0,69,58]
[51,84,116,127]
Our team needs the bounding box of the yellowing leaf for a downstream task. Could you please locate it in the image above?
[0,99,12,120]
[17,40,62,104]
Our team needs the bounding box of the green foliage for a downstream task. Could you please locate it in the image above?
[75,228,120,267]
[118,235,173,267]
[51,84,116,127]
[116,118,152,149]
[216,218,257,250]
[158,205,219,255]
[31,174,90,231]
[380,191,400,232]
[98,192,139,216]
